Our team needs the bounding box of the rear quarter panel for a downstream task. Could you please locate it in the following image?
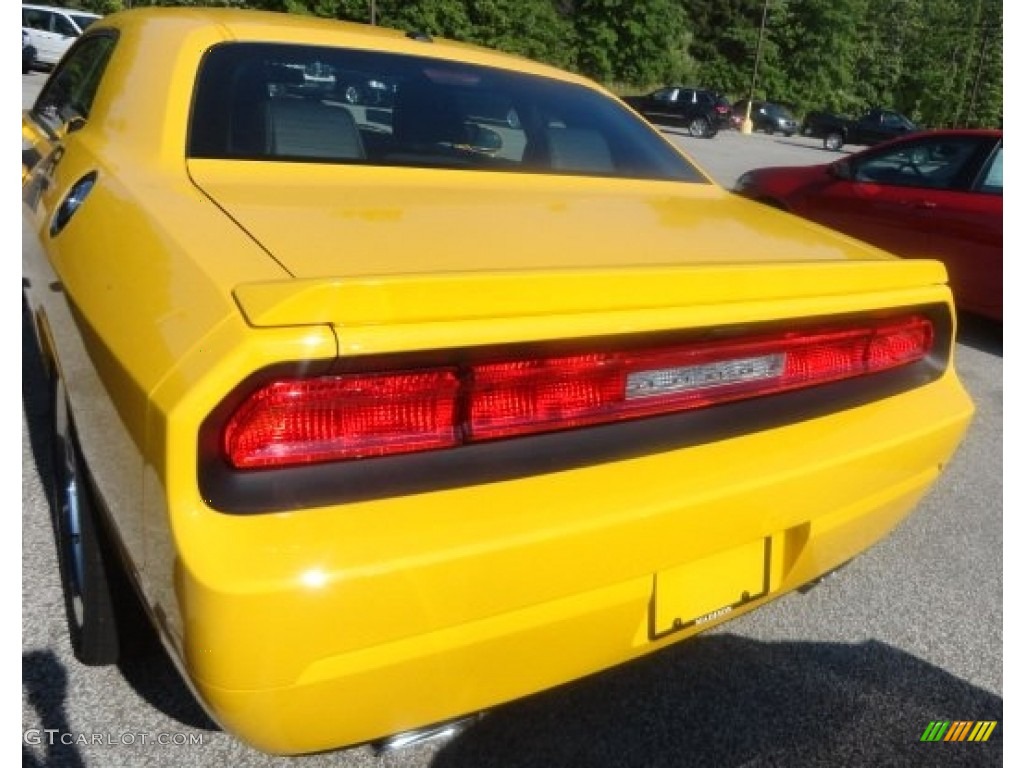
[21,13,311,606]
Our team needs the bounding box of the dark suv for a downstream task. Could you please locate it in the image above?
[732,100,798,136]
[801,108,918,150]
[622,86,731,138]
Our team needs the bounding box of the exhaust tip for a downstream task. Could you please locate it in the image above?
[373,713,484,754]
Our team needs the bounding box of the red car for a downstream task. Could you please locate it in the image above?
[735,130,1002,321]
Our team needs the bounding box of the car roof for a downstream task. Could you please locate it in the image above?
[853,128,1001,154]
[23,3,101,15]
[662,85,717,92]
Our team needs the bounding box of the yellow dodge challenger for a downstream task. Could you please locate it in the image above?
[22,7,974,755]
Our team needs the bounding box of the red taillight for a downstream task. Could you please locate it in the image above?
[222,315,933,469]
[469,354,624,438]
[467,316,932,440]
[224,370,460,468]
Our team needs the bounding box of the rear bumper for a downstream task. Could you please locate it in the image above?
[174,371,972,754]
[200,467,946,753]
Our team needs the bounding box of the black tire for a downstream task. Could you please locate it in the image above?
[824,131,845,151]
[689,116,711,138]
[51,379,138,665]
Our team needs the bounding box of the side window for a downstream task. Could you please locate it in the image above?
[853,138,980,190]
[71,14,100,33]
[33,33,117,131]
[54,14,78,37]
[977,146,1002,195]
[652,88,674,103]
[23,9,50,31]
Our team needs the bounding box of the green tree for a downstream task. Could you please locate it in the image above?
[683,0,769,97]
[572,0,692,87]
[462,0,575,69]
[772,0,865,113]
[854,0,1002,127]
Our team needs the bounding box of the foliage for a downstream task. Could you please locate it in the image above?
[572,0,693,86]
[64,0,1001,126]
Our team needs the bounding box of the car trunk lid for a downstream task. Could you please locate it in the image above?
[188,160,950,334]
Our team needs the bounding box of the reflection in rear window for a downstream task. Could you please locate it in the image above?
[188,43,706,182]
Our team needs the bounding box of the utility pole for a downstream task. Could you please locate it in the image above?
[370,0,377,25]
[965,23,995,127]
[742,0,770,135]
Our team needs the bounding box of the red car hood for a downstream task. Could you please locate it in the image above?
[737,163,832,198]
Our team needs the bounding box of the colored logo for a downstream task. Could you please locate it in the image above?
[920,721,997,742]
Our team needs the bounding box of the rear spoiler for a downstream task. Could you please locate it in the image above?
[233,261,949,329]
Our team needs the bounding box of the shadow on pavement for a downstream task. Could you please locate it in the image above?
[22,650,87,768]
[770,136,854,154]
[22,296,217,734]
[432,635,1001,768]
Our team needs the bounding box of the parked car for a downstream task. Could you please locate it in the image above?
[23,7,974,756]
[622,86,731,138]
[338,74,392,105]
[799,109,840,136]
[280,62,395,107]
[801,107,918,150]
[735,130,1002,321]
[22,28,36,73]
[22,3,100,68]
[733,100,799,136]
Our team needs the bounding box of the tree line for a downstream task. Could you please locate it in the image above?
[66,0,1002,127]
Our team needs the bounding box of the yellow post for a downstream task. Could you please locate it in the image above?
[743,0,770,136]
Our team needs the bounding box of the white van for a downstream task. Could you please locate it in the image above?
[22,4,101,68]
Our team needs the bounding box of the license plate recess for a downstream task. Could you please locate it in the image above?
[651,538,770,638]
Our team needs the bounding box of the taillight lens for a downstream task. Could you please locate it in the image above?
[224,370,460,468]
[222,315,933,469]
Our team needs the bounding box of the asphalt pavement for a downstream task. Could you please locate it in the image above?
[21,73,1003,767]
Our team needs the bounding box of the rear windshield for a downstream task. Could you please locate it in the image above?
[189,43,706,182]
